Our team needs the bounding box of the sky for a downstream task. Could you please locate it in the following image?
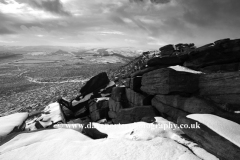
[0,0,240,50]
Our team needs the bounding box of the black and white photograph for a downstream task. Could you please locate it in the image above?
[0,0,240,159]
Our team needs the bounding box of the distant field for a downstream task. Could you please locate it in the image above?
[0,53,23,64]
[0,53,123,116]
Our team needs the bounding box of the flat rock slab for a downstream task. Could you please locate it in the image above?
[200,62,240,73]
[141,68,199,95]
[154,95,240,124]
[177,115,240,160]
[208,94,240,110]
[154,95,217,114]
[125,88,152,106]
[184,39,240,69]
[113,106,159,124]
[199,71,240,95]
[130,66,166,77]
[147,57,182,67]
[152,96,188,123]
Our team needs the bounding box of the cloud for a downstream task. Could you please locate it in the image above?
[150,0,171,4]
[0,0,9,4]
[179,0,240,27]
[130,0,171,4]
[1,0,240,49]
[17,0,72,16]
[0,26,15,34]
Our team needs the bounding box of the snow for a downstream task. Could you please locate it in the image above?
[0,112,28,137]
[25,102,63,131]
[187,114,240,148]
[169,65,203,74]
[0,117,218,160]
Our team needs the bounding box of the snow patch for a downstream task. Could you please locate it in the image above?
[187,114,240,148]
[0,112,28,137]
[169,65,203,74]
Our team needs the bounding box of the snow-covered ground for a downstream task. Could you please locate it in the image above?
[0,117,218,160]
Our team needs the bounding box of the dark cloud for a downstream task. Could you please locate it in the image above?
[130,0,171,4]
[150,0,171,4]
[0,0,9,4]
[0,26,15,35]
[179,0,240,27]
[129,0,144,3]
[17,0,71,16]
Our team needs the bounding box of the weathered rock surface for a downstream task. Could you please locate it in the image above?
[200,62,240,73]
[159,44,174,52]
[154,95,240,124]
[184,39,240,69]
[108,110,117,119]
[129,76,142,92]
[110,87,126,102]
[147,56,182,67]
[151,97,188,123]
[154,95,217,114]
[108,98,123,112]
[141,68,199,95]
[89,100,109,113]
[130,66,165,77]
[178,116,240,160]
[125,88,152,107]
[113,106,159,124]
[207,94,240,110]
[199,71,240,95]
[90,107,109,122]
[124,78,131,88]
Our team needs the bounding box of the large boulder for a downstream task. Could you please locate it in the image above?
[214,38,230,47]
[159,44,174,52]
[80,72,110,97]
[113,106,159,124]
[152,96,188,123]
[178,114,240,160]
[141,68,199,95]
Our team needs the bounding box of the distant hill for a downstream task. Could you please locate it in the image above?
[50,50,71,56]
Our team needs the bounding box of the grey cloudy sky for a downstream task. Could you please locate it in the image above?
[0,0,240,49]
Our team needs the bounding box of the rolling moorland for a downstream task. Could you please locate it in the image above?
[0,46,142,116]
